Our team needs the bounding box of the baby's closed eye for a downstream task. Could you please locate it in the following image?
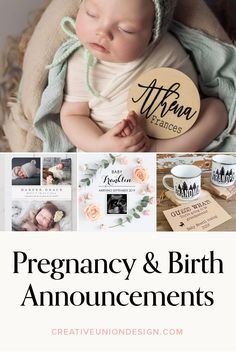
[86,10,98,18]
[118,26,136,34]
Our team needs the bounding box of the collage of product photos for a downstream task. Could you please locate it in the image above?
[0,153,236,232]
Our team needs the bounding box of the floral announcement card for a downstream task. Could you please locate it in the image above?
[78,153,156,232]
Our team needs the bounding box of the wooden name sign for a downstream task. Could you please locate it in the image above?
[128,68,200,139]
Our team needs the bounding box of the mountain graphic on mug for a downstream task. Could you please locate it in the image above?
[175,181,200,198]
[212,167,235,184]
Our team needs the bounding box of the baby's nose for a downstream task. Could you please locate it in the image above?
[96,28,113,41]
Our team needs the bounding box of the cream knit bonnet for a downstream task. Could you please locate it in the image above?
[151,0,177,43]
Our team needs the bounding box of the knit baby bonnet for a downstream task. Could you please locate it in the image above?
[151,0,177,43]
[21,160,38,178]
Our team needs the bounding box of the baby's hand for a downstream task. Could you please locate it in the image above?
[98,120,150,152]
[120,111,138,137]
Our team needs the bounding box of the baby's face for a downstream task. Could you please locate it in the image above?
[36,208,54,229]
[56,163,64,170]
[16,167,27,178]
[21,221,38,232]
[76,0,154,63]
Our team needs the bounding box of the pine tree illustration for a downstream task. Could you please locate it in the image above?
[226,170,229,183]
[220,166,225,182]
[182,181,188,197]
[178,184,182,196]
[189,185,193,197]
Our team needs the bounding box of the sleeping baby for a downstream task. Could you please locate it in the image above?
[43,162,71,184]
[60,0,227,152]
[17,202,65,231]
[12,160,40,180]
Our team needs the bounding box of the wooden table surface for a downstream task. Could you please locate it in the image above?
[157,171,236,232]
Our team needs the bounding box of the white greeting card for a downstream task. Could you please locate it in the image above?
[4,153,77,232]
[78,153,156,232]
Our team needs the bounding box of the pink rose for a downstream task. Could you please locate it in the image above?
[143,210,151,216]
[149,197,155,205]
[79,195,85,203]
[133,166,149,183]
[84,204,102,221]
[118,157,129,165]
[139,187,146,195]
[147,184,155,193]
[80,164,87,172]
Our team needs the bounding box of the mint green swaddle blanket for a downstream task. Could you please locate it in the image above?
[171,21,236,152]
[34,21,236,152]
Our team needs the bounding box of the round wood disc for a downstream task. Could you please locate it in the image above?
[128,67,200,139]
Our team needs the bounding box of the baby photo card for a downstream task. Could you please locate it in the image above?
[4,153,77,232]
[78,153,156,232]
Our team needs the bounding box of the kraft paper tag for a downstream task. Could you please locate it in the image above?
[163,196,231,231]
[128,68,200,139]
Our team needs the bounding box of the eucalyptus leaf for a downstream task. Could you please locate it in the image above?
[118,218,123,225]
[136,206,143,212]
[80,178,89,183]
[127,216,133,223]
[102,160,109,168]
[109,153,116,160]
[142,196,150,203]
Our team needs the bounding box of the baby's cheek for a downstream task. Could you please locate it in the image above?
[76,23,88,43]
[118,41,144,62]
[75,15,88,42]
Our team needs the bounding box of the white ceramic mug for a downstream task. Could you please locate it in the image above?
[211,155,236,187]
[163,165,202,201]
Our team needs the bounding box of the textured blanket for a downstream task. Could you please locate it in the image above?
[34,38,81,152]
[171,21,236,151]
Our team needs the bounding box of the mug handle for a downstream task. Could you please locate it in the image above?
[162,174,174,191]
